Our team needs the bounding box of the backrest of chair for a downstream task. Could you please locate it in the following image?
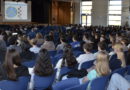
[112,67,127,76]
[0,76,30,90]
[80,60,95,69]
[34,70,56,90]
[127,66,130,75]
[18,76,30,90]
[65,81,89,90]
[90,75,110,90]
[22,60,35,68]
[59,67,73,78]
[53,78,80,90]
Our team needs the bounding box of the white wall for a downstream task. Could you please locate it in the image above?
[92,0,109,26]
[74,0,81,24]
[122,0,130,26]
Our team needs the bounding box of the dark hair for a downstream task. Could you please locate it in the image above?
[83,43,93,52]
[60,36,67,43]
[4,49,21,81]
[73,35,79,41]
[34,49,54,76]
[8,36,17,45]
[44,35,52,41]
[98,42,107,51]
[62,44,77,68]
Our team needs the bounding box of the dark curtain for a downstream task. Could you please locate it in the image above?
[31,0,51,23]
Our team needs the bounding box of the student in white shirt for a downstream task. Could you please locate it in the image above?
[76,43,96,64]
[29,39,40,54]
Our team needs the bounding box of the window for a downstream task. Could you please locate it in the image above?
[108,0,122,26]
[81,1,92,26]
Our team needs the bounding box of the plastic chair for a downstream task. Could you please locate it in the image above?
[90,75,110,90]
[34,70,56,90]
[49,51,57,58]
[53,78,80,90]
[79,60,95,70]
[65,81,89,90]
[22,60,35,68]
[112,67,127,76]
[0,76,30,90]
[127,66,130,75]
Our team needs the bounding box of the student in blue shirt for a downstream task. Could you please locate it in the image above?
[70,35,81,49]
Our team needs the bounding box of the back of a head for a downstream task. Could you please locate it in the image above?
[83,43,93,53]
[113,42,124,52]
[44,35,52,41]
[96,51,110,76]
[62,44,77,68]
[98,42,107,51]
[34,49,53,76]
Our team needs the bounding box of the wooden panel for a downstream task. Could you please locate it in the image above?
[51,1,71,25]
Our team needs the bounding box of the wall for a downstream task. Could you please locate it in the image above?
[73,0,81,24]
[122,0,130,26]
[92,0,109,26]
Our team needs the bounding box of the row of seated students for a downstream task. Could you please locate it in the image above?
[0,25,130,90]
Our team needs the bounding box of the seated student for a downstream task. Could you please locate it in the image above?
[107,73,130,90]
[8,36,22,53]
[76,43,96,64]
[94,42,107,57]
[56,36,67,51]
[29,39,40,54]
[34,49,54,76]
[81,51,110,84]
[28,49,54,80]
[55,44,78,69]
[35,33,44,46]
[41,35,55,51]
[0,49,30,81]
[109,43,126,71]
[70,35,81,49]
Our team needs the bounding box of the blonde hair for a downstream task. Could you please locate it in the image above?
[113,43,126,67]
[96,51,110,76]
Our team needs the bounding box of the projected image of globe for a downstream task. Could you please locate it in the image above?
[6,7,17,18]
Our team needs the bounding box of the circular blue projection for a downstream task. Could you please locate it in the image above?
[6,7,17,18]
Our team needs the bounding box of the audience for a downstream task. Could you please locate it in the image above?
[0,25,130,89]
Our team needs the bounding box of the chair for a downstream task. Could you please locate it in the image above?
[53,78,80,90]
[127,66,130,75]
[73,51,84,57]
[112,67,127,76]
[59,67,73,79]
[22,60,35,68]
[65,81,89,90]
[0,76,30,90]
[34,70,56,90]
[78,60,95,70]
[90,75,110,90]
[49,51,57,58]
